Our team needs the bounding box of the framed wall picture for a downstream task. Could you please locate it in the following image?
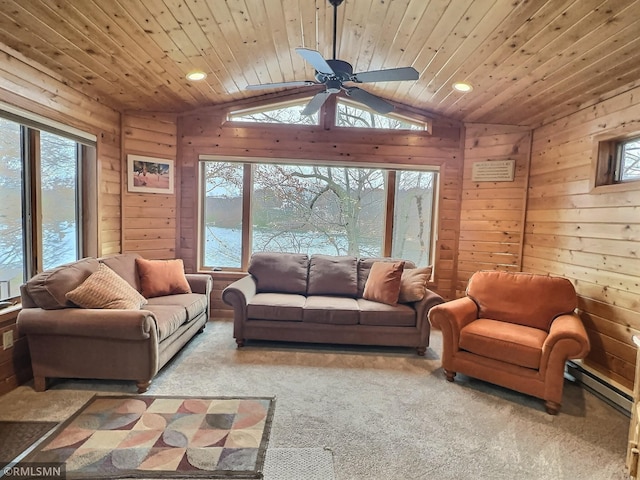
[127,154,175,194]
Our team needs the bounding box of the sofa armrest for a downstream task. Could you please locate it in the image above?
[186,273,212,296]
[412,288,445,329]
[222,275,257,309]
[17,308,158,341]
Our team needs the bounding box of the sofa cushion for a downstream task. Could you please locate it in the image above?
[466,271,577,331]
[99,253,142,291]
[398,266,432,303]
[357,298,416,326]
[460,318,547,369]
[25,257,99,310]
[136,258,192,298]
[146,293,208,321]
[303,296,359,325]
[248,252,309,295]
[357,257,416,298]
[66,263,148,310]
[144,305,188,342]
[307,254,357,297]
[247,293,306,321]
[363,261,404,305]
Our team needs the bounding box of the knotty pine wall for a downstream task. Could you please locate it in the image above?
[458,124,532,296]
[122,112,178,259]
[177,95,465,316]
[0,41,121,395]
[524,86,640,392]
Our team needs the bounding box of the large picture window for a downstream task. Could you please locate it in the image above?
[0,116,89,303]
[200,159,437,271]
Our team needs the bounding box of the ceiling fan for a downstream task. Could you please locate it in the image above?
[245,0,419,116]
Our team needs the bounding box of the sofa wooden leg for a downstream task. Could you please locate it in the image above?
[236,339,245,348]
[544,400,560,415]
[33,376,47,392]
[136,380,152,393]
[444,369,456,382]
[416,346,426,356]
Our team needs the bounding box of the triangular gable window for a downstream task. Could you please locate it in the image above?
[336,99,426,131]
[228,99,319,125]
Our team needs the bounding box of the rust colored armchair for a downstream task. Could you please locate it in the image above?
[428,271,590,414]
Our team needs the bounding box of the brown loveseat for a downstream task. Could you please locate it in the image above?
[222,252,444,354]
[17,253,212,393]
[428,270,590,414]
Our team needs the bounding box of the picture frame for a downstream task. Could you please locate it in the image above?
[127,154,175,194]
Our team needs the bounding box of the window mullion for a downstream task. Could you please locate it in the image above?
[383,171,396,257]
[241,163,253,270]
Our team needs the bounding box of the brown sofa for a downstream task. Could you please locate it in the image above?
[428,270,590,414]
[222,252,444,354]
[17,253,212,393]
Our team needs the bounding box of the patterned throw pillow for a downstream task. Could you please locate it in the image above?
[66,263,147,310]
[398,266,433,303]
[363,261,405,305]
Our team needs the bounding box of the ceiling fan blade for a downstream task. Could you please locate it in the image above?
[345,87,394,114]
[295,48,335,75]
[246,80,318,90]
[301,91,332,116]
[352,67,419,83]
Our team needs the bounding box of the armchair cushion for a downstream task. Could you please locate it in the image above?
[466,271,577,331]
[460,319,547,369]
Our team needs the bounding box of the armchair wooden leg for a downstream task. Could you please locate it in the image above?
[444,369,456,382]
[33,376,47,392]
[544,400,560,415]
[136,380,152,393]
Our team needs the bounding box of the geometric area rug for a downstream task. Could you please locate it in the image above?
[21,395,275,479]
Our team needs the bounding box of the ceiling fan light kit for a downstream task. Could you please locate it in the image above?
[245,0,419,116]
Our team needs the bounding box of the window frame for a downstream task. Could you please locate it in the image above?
[0,113,95,305]
[198,155,439,272]
[592,129,640,193]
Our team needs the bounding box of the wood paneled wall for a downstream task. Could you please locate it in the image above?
[122,113,178,259]
[0,41,121,393]
[525,86,640,391]
[177,95,464,313]
[457,124,532,296]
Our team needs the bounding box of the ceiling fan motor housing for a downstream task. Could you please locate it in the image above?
[315,59,354,87]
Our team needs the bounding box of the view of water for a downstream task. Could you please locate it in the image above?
[203,225,382,268]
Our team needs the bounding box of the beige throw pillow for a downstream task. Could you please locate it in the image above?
[66,263,147,310]
[363,261,405,306]
[398,266,432,303]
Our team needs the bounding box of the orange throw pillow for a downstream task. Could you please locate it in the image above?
[135,258,192,298]
[363,261,405,305]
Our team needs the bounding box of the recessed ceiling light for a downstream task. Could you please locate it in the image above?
[186,71,207,81]
[452,82,473,92]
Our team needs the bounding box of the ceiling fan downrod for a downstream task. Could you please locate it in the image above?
[328,0,344,60]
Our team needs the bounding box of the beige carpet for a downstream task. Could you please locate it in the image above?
[0,319,630,480]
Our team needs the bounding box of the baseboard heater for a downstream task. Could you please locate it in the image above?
[567,361,632,416]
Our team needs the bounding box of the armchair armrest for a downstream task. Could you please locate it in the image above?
[186,273,212,296]
[17,308,158,341]
[428,297,478,363]
[541,313,590,366]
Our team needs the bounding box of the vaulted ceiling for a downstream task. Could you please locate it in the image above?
[1,0,639,126]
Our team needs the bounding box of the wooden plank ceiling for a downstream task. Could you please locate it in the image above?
[0,0,639,126]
